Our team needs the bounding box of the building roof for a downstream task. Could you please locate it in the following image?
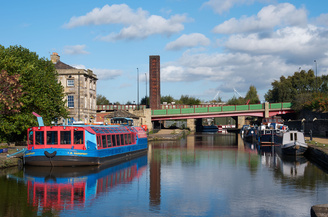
[96,110,139,122]
[54,60,76,70]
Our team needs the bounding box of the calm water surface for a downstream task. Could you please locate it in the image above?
[1,133,328,217]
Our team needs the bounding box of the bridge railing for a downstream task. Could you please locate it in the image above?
[151,102,292,116]
[97,105,146,110]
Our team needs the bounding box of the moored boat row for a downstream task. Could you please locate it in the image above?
[240,117,308,156]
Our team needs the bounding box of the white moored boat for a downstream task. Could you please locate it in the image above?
[274,130,308,156]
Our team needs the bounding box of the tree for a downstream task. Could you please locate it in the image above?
[97,94,110,105]
[245,85,259,104]
[226,96,245,105]
[265,70,316,103]
[161,95,175,104]
[0,45,68,142]
[141,96,149,105]
[0,70,24,115]
[210,96,223,104]
[265,69,328,112]
[176,95,201,105]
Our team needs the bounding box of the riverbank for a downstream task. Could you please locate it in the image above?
[0,147,22,169]
[148,129,190,141]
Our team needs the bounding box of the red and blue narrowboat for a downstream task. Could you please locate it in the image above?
[23,114,148,166]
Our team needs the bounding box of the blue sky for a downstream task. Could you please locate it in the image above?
[2,0,328,104]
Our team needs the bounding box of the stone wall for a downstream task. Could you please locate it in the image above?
[129,109,153,132]
[284,120,328,137]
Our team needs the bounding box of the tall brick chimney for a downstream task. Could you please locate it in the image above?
[50,52,60,64]
[149,55,161,110]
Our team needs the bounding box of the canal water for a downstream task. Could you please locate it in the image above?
[1,133,328,217]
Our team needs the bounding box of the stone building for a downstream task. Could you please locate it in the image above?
[50,52,98,123]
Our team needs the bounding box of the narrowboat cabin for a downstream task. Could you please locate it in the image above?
[274,130,308,156]
[24,117,148,167]
[110,117,134,126]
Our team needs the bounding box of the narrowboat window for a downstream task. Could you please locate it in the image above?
[97,135,101,147]
[121,134,124,145]
[28,131,34,145]
[128,134,131,144]
[60,131,71,144]
[290,133,293,141]
[107,135,112,147]
[47,131,58,145]
[35,131,44,145]
[102,135,107,148]
[116,134,120,146]
[112,135,116,146]
[124,134,128,145]
[294,133,297,141]
[74,131,84,144]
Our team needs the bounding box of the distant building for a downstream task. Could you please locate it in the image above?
[50,52,98,123]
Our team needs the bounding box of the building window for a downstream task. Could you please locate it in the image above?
[68,95,74,108]
[85,97,87,109]
[67,79,74,87]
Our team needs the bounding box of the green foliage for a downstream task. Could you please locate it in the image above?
[176,95,201,105]
[265,69,328,111]
[226,96,245,105]
[141,96,149,105]
[245,85,260,104]
[161,95,175,104]
[96,94,110,105]
[0,45,68,142]
[265,70,316,102]
[303,95,328,112]
[0,70,24,115]
[210,96,223,104]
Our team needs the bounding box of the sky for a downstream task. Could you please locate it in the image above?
[2,0,328,104]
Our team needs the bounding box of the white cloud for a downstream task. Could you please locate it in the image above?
[165,33,210,50]
[202,0,256,14]
[314,13,328,26]
[213,3,307,34]
[63,4,142,28]
[63,4,190,41]
[71,64,86,69]
[63,45,89,55]
[161,50,304,99]
[223,25,328,64]
[98,14,189,41]
[91,68,123,80]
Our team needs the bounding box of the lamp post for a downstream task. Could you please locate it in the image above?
[314,60,317,92]
[145,73,147,108]
[137,68,139,110]
[78,71,80,121]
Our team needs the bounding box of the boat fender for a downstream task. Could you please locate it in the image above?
[44,175,57,183]
[44,151,57,158]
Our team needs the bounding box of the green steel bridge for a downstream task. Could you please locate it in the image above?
[97,102,293,121]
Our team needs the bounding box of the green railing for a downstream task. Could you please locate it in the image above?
[151,102,292,115]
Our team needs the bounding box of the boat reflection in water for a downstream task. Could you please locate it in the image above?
[274,154,308,178]
[12,154,147,214]
[243,140,309,178]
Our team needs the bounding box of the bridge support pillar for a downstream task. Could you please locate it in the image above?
[237,116,246,129]
[187,119,196,132]
[264,102,269,118]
